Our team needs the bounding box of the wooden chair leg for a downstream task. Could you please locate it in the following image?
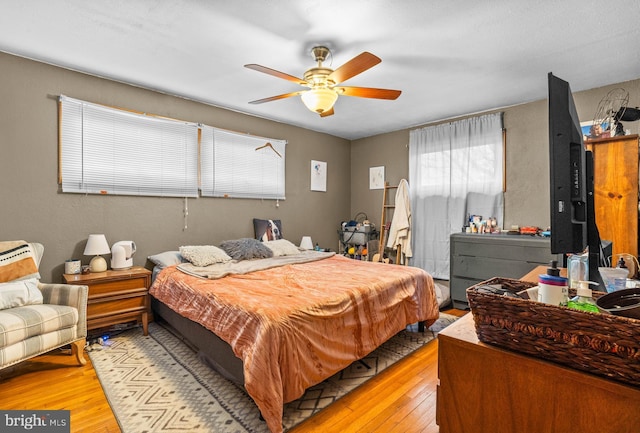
[71,339,87,366]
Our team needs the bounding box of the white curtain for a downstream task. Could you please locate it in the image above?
[409,113,504,279]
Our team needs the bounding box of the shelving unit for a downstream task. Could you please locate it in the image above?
[337,228,377,260]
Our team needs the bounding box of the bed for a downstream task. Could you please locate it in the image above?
[149,241,438,433]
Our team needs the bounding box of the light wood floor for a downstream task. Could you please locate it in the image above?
[0,309,467,433]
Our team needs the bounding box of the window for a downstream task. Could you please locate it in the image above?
[59,96,286,200]
[59,95,199,197]
[409,112,504,279]
[200,126,286,199]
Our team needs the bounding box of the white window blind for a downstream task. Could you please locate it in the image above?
[59,95,199,197]
[200,126,286,199]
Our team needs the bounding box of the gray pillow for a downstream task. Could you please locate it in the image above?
[148,251,185,269]
[220,238,274,260]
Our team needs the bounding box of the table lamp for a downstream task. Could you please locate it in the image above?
[300,236,314,250]
[84,234,110,272]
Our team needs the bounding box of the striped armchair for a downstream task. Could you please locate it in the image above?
[0,243,88,370]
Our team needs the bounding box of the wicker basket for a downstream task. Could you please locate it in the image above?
[467,277,640,388]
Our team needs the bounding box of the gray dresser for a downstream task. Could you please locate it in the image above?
[450,233,560,309]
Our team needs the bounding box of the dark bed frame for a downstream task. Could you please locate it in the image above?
[151,297,245,386]
[152,294,428,391]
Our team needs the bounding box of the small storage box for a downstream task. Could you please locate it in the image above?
[467,277,640,388]
[341,225,372,245]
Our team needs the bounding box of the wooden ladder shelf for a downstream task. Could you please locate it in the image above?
[376,181,403,264]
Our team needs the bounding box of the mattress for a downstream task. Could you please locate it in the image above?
[150,253,438,433]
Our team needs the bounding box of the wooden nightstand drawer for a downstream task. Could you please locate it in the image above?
[64,266,152,335]
[87,277,148,296]
[87,289,148,316]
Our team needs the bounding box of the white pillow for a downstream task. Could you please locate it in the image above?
[264,239,301,257]
[0,278,43,310]
[179,245,232,267]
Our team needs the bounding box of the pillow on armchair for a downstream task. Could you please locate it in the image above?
[0,241,44,309]
[0,241,41,283]
[0,278,42,309]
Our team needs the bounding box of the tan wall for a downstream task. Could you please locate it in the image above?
[0,52,351,281]
[3,49,638,281]
[351,77,640,233]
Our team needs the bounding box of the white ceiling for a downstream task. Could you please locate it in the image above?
[1,0,639,140]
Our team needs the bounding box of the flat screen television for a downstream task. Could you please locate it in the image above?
[548,72,605,289]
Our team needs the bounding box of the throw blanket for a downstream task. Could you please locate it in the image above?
[178,250,335,279]
[150,254,438,433]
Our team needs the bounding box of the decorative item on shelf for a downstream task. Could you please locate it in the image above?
[300,236,314,250]
[111,240,136,270]
[465,215,501,234]
[64,259,81,275]
[83,234,110,272]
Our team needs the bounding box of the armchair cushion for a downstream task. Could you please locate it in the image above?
[0,304,79,349]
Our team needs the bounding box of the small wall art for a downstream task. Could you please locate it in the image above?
[369,166,385,189]
[311,160,327,192]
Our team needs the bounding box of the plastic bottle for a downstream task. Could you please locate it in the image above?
[538,260,568,306]
[566,281,599,313]
[614,257,629,291]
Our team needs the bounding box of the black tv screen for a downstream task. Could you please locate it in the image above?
[548,72,587,254]
[548,72,605,289]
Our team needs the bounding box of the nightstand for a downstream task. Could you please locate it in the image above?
[63,266,152,335]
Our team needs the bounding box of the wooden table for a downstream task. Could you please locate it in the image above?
[436,302,640,432]
[63,266,152,335]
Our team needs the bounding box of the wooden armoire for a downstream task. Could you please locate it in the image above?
[586,134,639,261]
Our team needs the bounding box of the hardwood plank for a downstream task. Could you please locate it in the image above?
[0,349,120,433]
[0,308,466,433]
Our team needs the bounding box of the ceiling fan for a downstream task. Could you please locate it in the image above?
[245,46,401,117]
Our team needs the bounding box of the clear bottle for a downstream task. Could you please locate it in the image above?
[614,257,629,291]
[567,281,599,313]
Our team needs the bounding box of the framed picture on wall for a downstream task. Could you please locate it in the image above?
[311,160,327,192]
[369,166,385,189]
[581,120,610,141]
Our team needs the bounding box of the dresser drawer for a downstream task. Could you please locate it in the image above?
[87,293,147,319]
[87,277,148,297]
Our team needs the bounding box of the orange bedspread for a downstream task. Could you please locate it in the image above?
[150,254,438,433]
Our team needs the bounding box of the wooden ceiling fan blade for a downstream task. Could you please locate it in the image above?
[320,107,334,117]
[244,64,308,85]
[249,91,305,104]
[328,52,381,84]
[335,86,401,100]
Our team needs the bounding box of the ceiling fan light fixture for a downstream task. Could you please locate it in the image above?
[301,87,338,114]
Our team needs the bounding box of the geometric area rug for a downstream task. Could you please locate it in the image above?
[89,313,459,433]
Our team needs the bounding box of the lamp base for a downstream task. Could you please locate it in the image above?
[89,255,108,272]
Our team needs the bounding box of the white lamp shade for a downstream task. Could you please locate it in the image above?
[300,236,314,250]
[84,234,110,256]
[301,88,338,114]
